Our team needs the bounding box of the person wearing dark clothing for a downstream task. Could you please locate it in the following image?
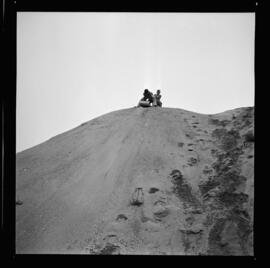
[141,89,154,103]
[137,89,154,107]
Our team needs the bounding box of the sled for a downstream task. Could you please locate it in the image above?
[139,100,151,107]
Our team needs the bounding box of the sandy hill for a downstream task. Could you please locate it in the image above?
[16,106,254,255]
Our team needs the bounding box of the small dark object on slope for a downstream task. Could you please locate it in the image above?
[244,131,254,143]
[149,187,160,193]
[116,214,128,221]
[170,169,183,179]
[99,243,120,255]
[178,142,184,148]
[187,157,198,166]
[16,200,23,206]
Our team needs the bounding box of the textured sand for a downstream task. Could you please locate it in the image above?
[16,106,254,255]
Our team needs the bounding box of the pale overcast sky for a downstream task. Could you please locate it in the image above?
[17,12,255,152]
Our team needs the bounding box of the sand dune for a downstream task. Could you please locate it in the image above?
[16,106,254,255]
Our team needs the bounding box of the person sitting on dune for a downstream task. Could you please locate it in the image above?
[153,90,162,107]
[137,89,154,107]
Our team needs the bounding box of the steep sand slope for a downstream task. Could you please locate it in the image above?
[16,107,254,255]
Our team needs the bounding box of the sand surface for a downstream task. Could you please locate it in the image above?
[16,106,254,255]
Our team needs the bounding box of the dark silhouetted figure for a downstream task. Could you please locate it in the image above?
[141,89,154,103]
[137,89,154,107]
[153,90,162,107]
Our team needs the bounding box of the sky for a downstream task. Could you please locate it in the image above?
[17,12,255,153]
